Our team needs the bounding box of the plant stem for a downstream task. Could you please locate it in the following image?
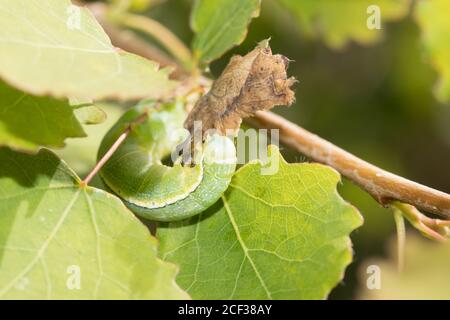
[393,209,405,271]
[246,111,450,219]
[391,201,450,242]
[81,112,148,186]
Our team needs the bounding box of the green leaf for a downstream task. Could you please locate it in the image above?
[0,80,86,151]
[191,0,261,64]
[54,103,123,175]
[279,0,410,49]
[158,146,362,299]
[0,0,175,101]
[359,235,450,299]
[415,0,450,102]
[0,148,189,299]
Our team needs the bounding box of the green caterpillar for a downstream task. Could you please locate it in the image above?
[98,100,237,221]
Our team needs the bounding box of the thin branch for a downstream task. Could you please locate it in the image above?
[81,112,148,186]
[86,1,450,219]
[246,111,450,219]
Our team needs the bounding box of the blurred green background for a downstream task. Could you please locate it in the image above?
[76,0,450,299]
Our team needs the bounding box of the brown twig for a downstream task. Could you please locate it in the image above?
[246,111,450,218]
[86,1,450,219]
[81,112,148,186]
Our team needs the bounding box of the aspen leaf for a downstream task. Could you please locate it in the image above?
[0,148,188,299]
[0,0,175,101]
[0,80,86,151]
[158,146,363,299]
[191,0,261,64]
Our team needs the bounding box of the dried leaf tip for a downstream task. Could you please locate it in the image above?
[180,40,296,163]
[257,38,271,49]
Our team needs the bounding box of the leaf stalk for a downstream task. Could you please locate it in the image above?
[81,112,148,186]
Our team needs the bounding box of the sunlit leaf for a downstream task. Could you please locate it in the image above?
[0,0,175,101]
[191,0,261,64]
[0,148,189,299]
[158,146,362,299]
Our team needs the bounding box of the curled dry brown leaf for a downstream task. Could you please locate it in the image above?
[179,39,296,163]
